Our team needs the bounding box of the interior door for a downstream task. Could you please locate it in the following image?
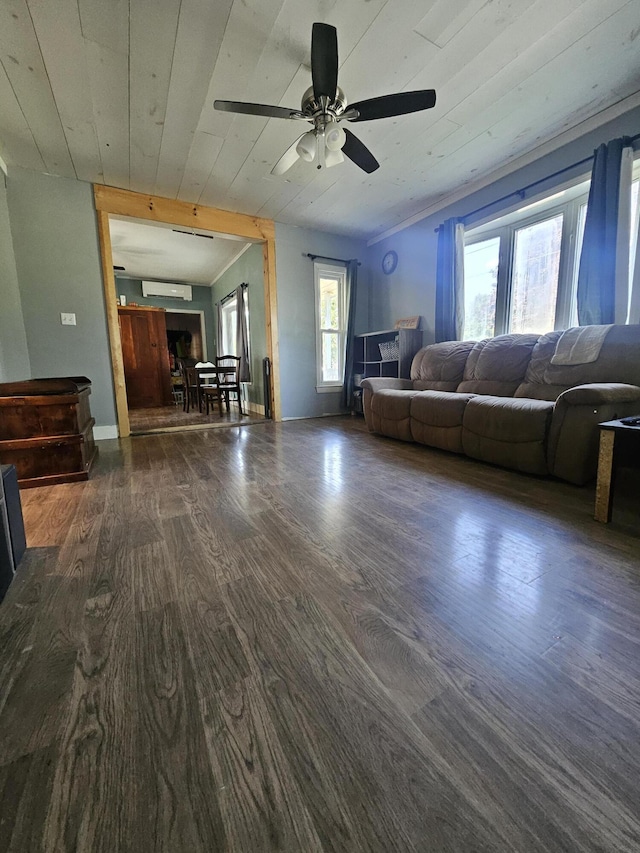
[118,308,171,408]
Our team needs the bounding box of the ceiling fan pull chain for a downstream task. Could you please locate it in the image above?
[317,128,326,170]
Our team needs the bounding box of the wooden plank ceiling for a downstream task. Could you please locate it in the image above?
[0,0,638,240]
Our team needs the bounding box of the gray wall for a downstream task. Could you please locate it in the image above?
[211,243,266,410]
[114,277,216,360]
[368,104,640,340]
[7,167,117,427]
[0,172,30,382]
[274,222,369,420]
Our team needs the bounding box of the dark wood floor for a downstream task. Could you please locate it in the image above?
[2,417,640,852]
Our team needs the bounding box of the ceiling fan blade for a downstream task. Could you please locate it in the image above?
[214,100,303,120]
[311,23,338,101]
[348,90,436,122]
[343,129,379,174]
[271,134,305,176]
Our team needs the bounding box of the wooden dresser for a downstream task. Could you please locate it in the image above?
[0,377,97,488]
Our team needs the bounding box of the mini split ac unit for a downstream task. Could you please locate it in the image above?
[141,281,193,301]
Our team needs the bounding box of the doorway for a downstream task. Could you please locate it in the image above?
[94,186,281,437]
[165,310,207,361]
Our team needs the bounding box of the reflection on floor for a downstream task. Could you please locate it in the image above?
[4,417,640,850]
[128,404,265,435]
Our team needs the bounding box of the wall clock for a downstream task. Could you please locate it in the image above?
[382,250,398,275]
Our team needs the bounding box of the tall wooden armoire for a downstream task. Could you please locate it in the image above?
[118,306,173,408]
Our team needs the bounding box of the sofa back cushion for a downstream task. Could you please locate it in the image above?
[456,334,539,397]
[410,341,475,391]
[515,324,640,399]
[514,331,569,400]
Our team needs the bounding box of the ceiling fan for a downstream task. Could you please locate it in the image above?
[214,23,436,176]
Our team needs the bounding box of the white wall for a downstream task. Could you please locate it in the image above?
[7,168,117,428]
[0,173,30,382]
[275,222,369,420]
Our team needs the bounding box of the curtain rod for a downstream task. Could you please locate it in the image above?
[434,131,640,232]
[306,253,361,266]
[219,281,247,306]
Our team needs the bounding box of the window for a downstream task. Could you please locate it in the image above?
[463,157,640,339]
[510,213,563,334]
[219,290,249,360]
[463,184,589,339]
[463,237,499,339]
[314,262,348,390]
[220,296,237,356]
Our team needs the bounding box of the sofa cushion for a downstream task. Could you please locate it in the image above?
[413,379,467,392]
[462,396,554,475]
[515,324,640,399]
[410,391,476,453]
[457,334,539,397]
[411,340,476,390]
[514,330,572,400]
[370,389,419,441]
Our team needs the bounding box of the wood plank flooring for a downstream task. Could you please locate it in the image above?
[1,416,640,852]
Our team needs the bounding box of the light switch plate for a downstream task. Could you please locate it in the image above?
[60,313,76,326]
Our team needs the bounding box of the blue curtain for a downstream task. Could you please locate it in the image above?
[435,217,465,342]
[235,284,251,382]
[342,259,359,408]
[577,138,626,325]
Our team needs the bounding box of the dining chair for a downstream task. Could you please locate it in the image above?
[215,355,243,415]
[179,361,200,412]
[202,379,224,417]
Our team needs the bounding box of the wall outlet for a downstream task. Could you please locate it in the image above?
[60,312,76,326]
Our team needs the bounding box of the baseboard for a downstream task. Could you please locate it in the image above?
[245,400,265,416]
[93,425,119,440]
[281,412,347,421]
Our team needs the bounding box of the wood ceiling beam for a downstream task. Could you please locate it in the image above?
[93,185,275,242]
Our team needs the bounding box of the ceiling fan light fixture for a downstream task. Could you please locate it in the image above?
[296,130,317,162]
[325,147,344,168]
[325,122,346,151]
[216,23,436,175]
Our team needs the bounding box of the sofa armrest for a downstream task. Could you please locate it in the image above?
[556,382,640,407]
[361,377,413,392]
[361,377,412,432]
[548,383,640,484]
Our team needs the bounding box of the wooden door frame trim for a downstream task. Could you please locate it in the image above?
[93,185,280,437]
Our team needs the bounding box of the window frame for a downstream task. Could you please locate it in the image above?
[464,188,589,338]
[313,261,348,392]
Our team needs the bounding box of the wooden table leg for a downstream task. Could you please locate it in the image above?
[594,429,616,523]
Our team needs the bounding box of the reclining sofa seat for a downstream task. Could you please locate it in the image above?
[362,324,640,485]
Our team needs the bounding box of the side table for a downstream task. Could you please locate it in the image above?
[594,419,640,523]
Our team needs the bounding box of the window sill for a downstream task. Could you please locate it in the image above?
[316,384,343,394]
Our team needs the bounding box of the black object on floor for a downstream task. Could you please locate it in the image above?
[263,357,272,420]
[0,465,26,602]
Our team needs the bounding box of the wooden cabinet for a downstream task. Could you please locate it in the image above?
[118,306,172,408]
[0,377,97,488]
[353,329,423,382]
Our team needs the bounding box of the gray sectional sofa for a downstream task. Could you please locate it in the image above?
[361,325,640,484]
